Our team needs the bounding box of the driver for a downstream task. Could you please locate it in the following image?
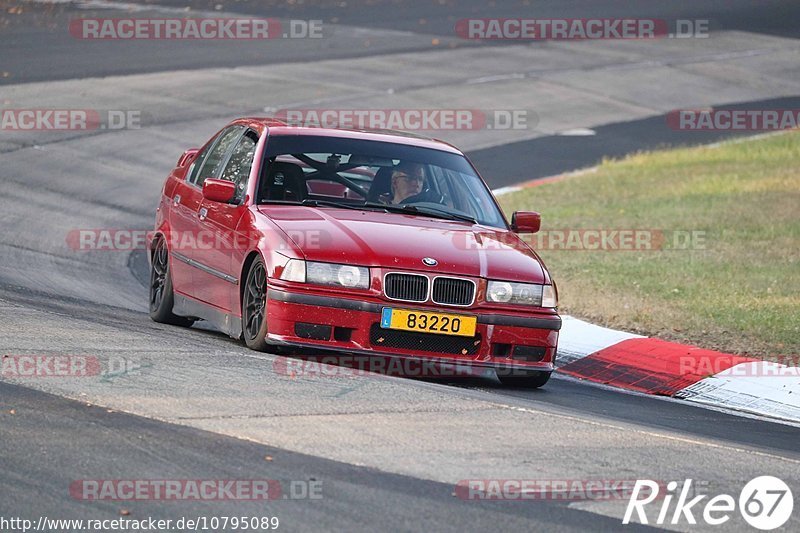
[380,162,426,204]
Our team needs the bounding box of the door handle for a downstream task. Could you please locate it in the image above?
[198,207,208,221]
[173,194,181,207]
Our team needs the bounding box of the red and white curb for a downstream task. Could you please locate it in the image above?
[555,316,800,423]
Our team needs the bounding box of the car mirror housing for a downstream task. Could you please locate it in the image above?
[202,178,236,203]
[177,148,200,167]
[511,211,541,233]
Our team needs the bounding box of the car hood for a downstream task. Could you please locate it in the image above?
[257,205,548,283]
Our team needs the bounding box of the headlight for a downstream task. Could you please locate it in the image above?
[336,265,366,288]
[279,259,369,289]
[486,281,556,308]
[486,281,515,303]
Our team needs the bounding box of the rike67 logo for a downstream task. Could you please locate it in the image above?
[624,477,793,530]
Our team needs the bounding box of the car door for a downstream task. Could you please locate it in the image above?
[169,125,243,300]
[192,129,258,310]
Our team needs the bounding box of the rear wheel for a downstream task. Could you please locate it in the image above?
[497,370,551,389]
[149,236,194,327]
[242,256,270,350]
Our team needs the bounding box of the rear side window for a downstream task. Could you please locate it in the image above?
[191,126,243,187]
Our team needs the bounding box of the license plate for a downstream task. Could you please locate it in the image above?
[380,308,477,337]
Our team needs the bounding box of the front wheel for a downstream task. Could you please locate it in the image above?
[242,256,270,350]
[497,370,551,389]
[149,236,194,327]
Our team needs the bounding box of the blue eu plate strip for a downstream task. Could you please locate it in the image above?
[380,308,393,328]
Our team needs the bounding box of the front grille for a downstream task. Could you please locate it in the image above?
[384,273,428,302]
[370,323,481,355]
[432,277,475,306]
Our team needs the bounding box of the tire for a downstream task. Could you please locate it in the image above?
[497,370,551,389]
[149,236,194,327]
[242,255,270,351]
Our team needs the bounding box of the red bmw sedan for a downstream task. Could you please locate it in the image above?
[150,118,560,387]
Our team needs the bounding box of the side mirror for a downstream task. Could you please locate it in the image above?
[511,211,541,233]
[202,178,236,203]
[177,148,200,167]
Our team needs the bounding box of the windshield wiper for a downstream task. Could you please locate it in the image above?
[260,199,302,205]
[301,199,380,211]
[408,205,477,224]
[363,202,476,224]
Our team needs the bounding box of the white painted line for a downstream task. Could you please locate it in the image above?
[466,73,526,85]
[558,128,596,136]
[491,185,522,196]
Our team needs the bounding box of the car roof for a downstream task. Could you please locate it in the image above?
[233,117,464,155]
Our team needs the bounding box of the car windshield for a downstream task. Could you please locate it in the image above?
[257,135,507,228]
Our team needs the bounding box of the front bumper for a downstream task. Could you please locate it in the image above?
[266,287,560,373]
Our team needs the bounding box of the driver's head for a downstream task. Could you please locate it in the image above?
[391,162,425,203]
